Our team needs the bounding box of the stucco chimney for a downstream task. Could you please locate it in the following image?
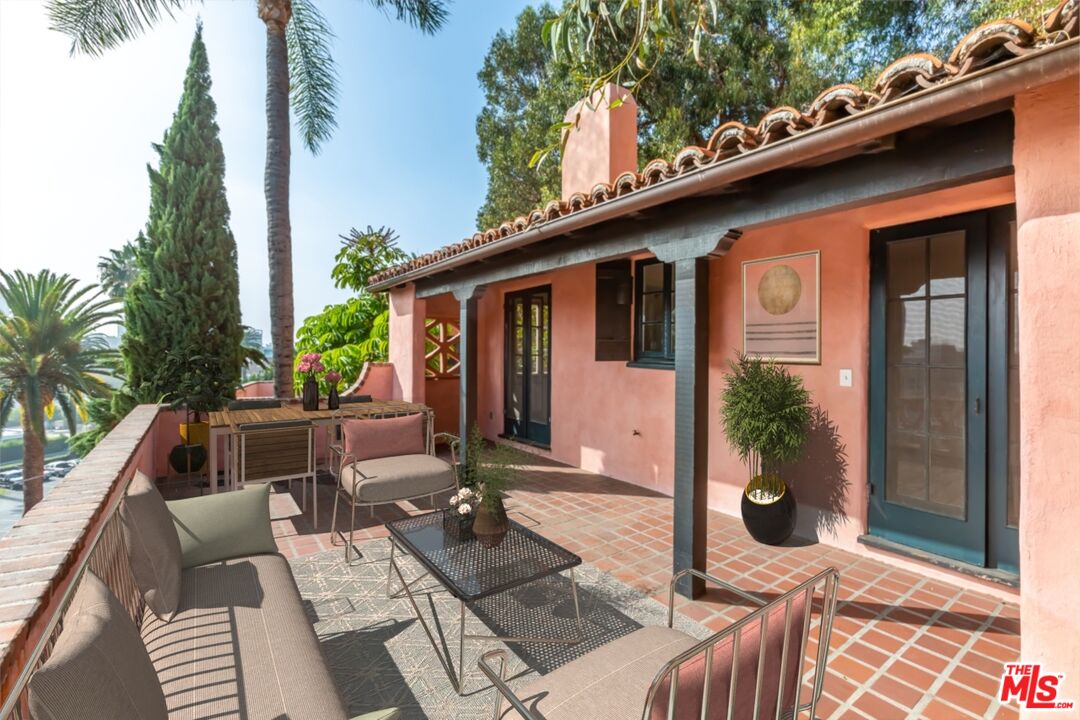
[561,84,638,201]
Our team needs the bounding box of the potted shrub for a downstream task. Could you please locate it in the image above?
[720,353,812,545]
[455,425,521,547]
[165,351,236,475]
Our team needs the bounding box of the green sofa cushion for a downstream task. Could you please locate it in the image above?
[167,485,277,568]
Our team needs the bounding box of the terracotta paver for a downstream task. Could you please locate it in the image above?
[212,451,1021,719]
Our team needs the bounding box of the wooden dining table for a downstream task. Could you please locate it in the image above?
[206,399,430,494]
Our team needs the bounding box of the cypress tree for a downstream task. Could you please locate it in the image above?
[123,21,243,410]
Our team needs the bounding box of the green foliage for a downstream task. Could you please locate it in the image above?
[459,425,522,509]
[331,226,411,292]
[719,353,812,490]
[68,389,136,457]
[122,23,243,415]
[0,269,117,485]
[475,6,571,229]
[97,239,139,299]
[547,0,1060,116]
[161,348,237,416]
[478,0,1058,219]
[294,227,409,392]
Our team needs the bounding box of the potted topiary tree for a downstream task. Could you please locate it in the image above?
[720,353,812,545]
[165,349,236,475]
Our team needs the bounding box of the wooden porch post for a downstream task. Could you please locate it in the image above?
[454,285,483,467]
[652,232,736,599]
[671,257,709,598]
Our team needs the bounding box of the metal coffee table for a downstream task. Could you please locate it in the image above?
[384,510,584,694]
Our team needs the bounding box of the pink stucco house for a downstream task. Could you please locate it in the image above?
[370,3,1079,704]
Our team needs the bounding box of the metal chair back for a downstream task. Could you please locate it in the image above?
[227,398,282,411]
[643,567,840,720]
[235,420,315,484]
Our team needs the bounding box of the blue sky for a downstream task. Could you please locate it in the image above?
[0,0,534,336]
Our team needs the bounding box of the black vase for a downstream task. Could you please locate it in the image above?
[327,384,339,410]
[302,377,319,411]
[740,481,797,545]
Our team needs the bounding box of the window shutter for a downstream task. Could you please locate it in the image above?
[595,260,632,361]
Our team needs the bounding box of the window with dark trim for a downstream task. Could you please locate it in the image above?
[634,258,675,364]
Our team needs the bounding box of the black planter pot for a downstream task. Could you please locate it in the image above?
[740,482,797,545]
[302,377,319,411]
[169,443,207,475]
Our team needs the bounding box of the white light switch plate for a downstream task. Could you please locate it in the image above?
[839,369,853,387]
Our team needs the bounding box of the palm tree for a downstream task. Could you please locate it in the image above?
[46,0,449,398]
[97,237,139,299]
[0,270,118,513]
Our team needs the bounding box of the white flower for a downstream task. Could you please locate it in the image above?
[458,487,474,499]
[457,503,472,515]
[448,495,459,506]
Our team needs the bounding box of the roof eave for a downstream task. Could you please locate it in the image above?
[368,38,1079,294]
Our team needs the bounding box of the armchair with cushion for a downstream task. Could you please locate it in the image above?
[329,411,458,562]
[478,567,839,720]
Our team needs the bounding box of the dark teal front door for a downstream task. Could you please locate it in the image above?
[869,207,1019,573]
[504,286,551,446]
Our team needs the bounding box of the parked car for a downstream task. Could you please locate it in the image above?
[43,460,78,480]
[0,474,23,491]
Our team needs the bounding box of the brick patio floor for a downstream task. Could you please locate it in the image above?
[257,453,1020,720]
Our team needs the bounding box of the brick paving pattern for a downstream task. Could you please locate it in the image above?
[258,453,1020,720]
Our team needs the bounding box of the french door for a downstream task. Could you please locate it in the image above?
[504,286,551,446]
[869,206,1019,573]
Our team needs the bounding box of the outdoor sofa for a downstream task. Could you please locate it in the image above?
[27,472,396,720]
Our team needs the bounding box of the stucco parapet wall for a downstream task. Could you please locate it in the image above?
[369,1,1078,291]
[342,361,394,397]
[0,404,161,696]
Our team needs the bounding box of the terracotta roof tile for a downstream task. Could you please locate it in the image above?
[370,1,1077,288]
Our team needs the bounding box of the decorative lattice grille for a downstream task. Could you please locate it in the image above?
[425,318,460,379]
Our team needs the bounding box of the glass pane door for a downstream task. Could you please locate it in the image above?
[884,231,967,519]
[504,286,551,445]
[870,211,988,567]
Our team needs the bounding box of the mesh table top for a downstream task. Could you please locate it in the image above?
[385,510,582,603]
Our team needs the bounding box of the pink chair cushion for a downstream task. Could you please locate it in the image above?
[650,589,809,719]
[341,414,425,461]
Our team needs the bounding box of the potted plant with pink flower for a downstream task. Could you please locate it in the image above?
[298,352,325,410]
[325,369,342,410]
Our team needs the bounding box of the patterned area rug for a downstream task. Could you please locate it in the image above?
[290,540,711,720]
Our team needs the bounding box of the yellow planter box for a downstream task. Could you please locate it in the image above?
[179,421,210,451]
